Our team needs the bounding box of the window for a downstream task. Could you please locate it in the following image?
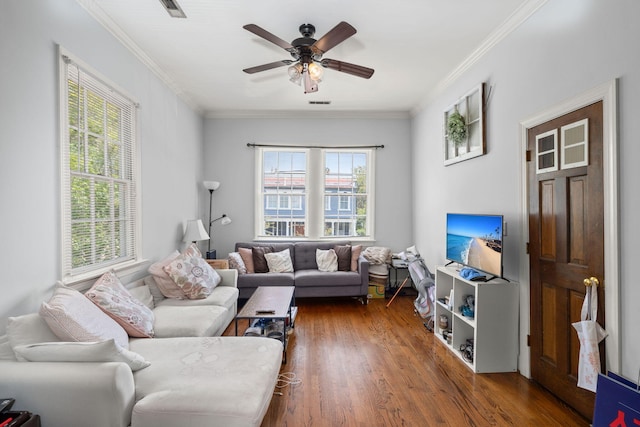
[60,52,139,280]
[256,147,374,239]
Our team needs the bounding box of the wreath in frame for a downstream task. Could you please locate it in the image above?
[447,108,467,146]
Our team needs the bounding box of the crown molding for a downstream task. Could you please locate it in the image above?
[411,0,548,116]
[74,0,203,114]
[205,109,411,120]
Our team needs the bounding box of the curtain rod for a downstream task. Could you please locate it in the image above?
[247,143,384,149]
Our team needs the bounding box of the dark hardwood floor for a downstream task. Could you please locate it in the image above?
[226,296,590,426]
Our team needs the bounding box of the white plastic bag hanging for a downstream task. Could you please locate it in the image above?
[572,279,608,392]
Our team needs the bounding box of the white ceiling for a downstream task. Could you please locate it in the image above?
[79,0,543,117]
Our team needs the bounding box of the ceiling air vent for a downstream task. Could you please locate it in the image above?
[159,0,186,18]
[309,101,331,105]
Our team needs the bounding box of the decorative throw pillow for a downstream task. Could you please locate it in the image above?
[148,250,186,299]
[85,270,155,338]
[252,246,274,273]
[228,252,247,274]
[334,245,352,272]
[163,244,222,299]
[351,245,363,272]
[264,248,294,273]
[13,339,150,371]
[316,249,338,272]
[39,285,129,349]
[238,247,255,273]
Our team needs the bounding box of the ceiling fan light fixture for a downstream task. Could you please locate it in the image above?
[308,62,324,82]
[288,63,303,85]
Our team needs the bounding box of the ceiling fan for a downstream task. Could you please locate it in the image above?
[242,21,375,94]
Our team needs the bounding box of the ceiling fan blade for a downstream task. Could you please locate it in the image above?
[243,24,295,53]
[243,60,294,74]
[321,59,375,79]
[312,21,357,55]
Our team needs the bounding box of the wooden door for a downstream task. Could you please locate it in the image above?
[528,101,605,419]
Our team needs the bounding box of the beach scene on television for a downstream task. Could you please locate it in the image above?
[446,214,503,277]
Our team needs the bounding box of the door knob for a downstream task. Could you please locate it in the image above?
[583,277,600,287]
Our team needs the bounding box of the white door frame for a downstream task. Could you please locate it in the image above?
[518,79,620,378]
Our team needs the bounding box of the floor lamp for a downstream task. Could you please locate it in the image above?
[204,181,232,259]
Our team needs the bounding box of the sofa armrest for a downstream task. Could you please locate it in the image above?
[358,254,370,288]
[216,268,238,288]
[0,360,135,427]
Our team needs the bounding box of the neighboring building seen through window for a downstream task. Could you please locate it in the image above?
[257,147,373,239]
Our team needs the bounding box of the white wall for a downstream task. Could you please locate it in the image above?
[203,116,413,257]
[411,0,640,380]
[0,0,204,333]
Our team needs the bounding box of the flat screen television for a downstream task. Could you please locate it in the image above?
[446,213,503,279]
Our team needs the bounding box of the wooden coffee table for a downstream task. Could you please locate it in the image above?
[235,286,295,362]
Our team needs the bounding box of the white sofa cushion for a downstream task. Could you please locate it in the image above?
[316,248,338,272]
[13,339,150,371]
[6,313,61,351]
[129,337,283,427]
[264,248,294,273]
[156,285,238,311]
[39,285,129,349]
[151,305,229,338]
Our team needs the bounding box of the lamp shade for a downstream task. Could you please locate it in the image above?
[203,181,220,191]
[183,219,210,242]
[220,216,232,225]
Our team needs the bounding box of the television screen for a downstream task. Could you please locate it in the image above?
[446,213,503,278]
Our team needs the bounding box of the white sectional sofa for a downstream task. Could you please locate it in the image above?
[0,268,283,427]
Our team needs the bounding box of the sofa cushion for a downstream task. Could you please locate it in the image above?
[294,270,363,287]
[293,241,349,270]
[156,286,238,312]
[6,313,61,353]
[128,283,155,310]
[143,276,167,307]
[251,246,273,273]
[334,245,352,271]
[316,249,338,272]
[238,247,255,273]
[13,339,150,371]
[151,305,229,338]
[86,270,155,338]
[237,272,295,289]
[163,244,222,299]
[129,336,282,427]
[0,335,16,361]
[148,250,187,299]
[350,245,362,272]
[264,248,294,273]
[228,252,247,274]
[39,285,129,349]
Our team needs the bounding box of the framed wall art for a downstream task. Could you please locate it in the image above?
[443,83,486,166]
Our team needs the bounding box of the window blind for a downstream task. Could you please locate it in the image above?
[61,54,138,278]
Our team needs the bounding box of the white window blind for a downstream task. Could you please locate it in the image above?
[61,53,138,279]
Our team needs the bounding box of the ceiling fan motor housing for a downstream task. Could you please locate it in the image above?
[298,23,315,38]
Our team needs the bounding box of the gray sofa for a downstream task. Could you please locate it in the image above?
[235,241,369,301]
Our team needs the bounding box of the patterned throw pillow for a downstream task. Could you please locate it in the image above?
[148,250,186,299]
[334,245,352,272]
[163,244,222,299]
[86,270,155,338]
[39,285,129,349]
[228,252,247,274]
[316,249,338,272]
[264,248,294,273]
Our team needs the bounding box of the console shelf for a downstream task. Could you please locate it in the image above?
[434,266,518,373]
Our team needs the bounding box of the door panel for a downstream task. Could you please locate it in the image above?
[528,101,604,419]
